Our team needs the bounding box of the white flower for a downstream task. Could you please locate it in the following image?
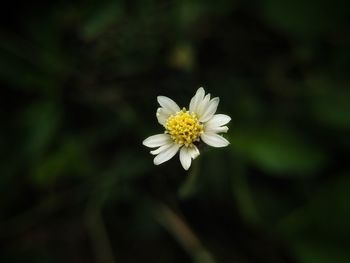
[143,87,230,170]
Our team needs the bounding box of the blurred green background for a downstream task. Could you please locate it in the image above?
[1,0,350,262]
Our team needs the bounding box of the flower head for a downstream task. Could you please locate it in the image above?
[143,87,230,170]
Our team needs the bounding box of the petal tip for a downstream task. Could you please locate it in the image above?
[181,162,191,170]
[156,96,163,103]
[142,139,150,147]
[201,133,230,148]
[197,87,205,93]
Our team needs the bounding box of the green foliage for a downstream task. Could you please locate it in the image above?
[231,126,328,175]
[1,0,350,262]
[262,0,349,38]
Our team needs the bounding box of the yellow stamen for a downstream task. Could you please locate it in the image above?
[165,108,203,147]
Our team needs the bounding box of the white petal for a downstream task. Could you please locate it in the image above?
[154,143,180,165]
[156,107,172,126]
[150,143,173,155]
[205,114,231,127]
[157,96,180,114]
[196,93,211,118]
[200,133,229,148]
[188,145,200,159]
[179,146,192,170]
[143,134,172,148]
[189,87,205,113]
[205,125,229,133]
[199,97,219,122]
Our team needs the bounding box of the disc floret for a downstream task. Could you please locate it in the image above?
[165,108,203,147]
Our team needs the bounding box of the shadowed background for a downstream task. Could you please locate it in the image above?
[1,0,350,262]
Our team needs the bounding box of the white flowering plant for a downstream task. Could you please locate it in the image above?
[143,87,231,170]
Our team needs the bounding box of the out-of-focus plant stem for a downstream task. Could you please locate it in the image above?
[155,203,217,263]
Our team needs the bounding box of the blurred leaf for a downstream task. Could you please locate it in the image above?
[262,0,350,38]
[0,14,68,91]
[0,42,56,91]
[280,175,350,237]
[311,91,350,129]
[90,152,150,206]
[82,1,123,40]
[231,161,261,225]
[230,126,328,176]
[22,102,61,159]
[292,240,350,263]
[178,0,237,27]
[33,139,90,186]
[306,75,350,129]
[278,175,350,262]
[178,157,200,199]
[198,150,232,199]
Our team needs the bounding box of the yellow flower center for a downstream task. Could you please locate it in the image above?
[165,108,203,147]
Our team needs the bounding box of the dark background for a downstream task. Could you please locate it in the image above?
[1,0,350,262]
